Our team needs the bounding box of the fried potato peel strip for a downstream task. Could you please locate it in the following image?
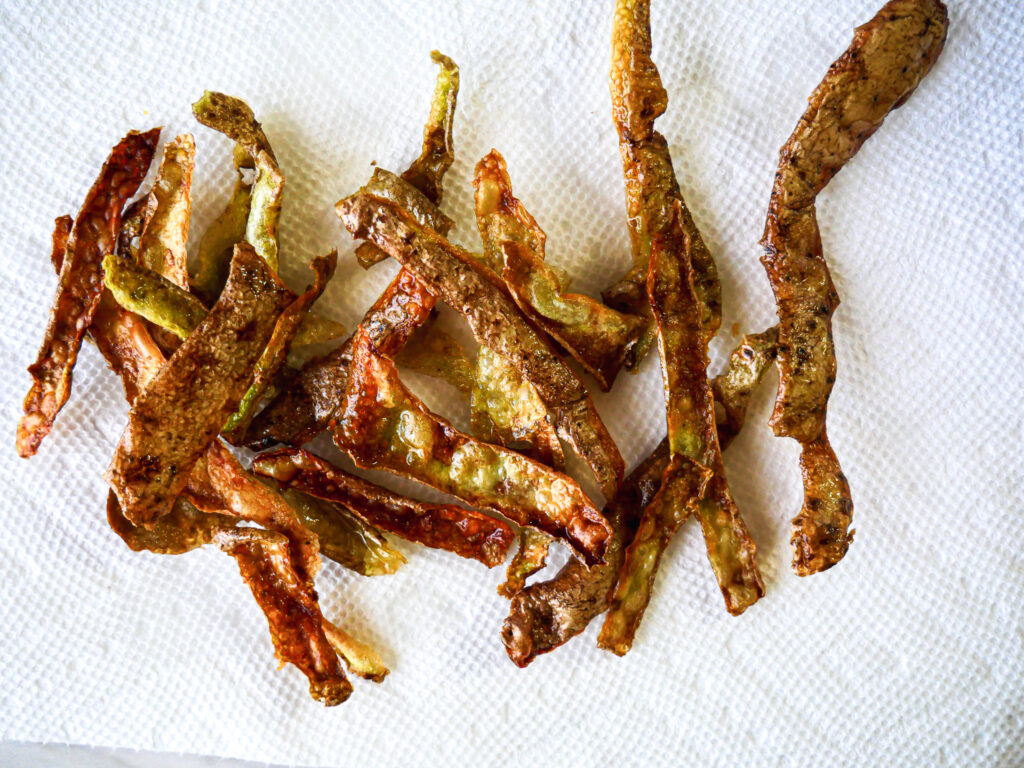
[336,193,624,500]
[105,244,292,525]
[503,439,669,666]
[104,251,339,348]
[357,51,459,268]
[336,330,610,565]
[598,202,764,655]
[17,128,159,457]
[474,150,644,390]
[277,486,406,577]
[107,491,236,555]
[103,253,209,339]
[604,0,721,367]
[245,267,438,449]
[215,528,351,706]
[762,0,947,574]
[223,251,337,442]
[191,146,252,302]
[321,618,389,683]
[137,133,194,288]
[504,328,778,664]
[192,91,282,271]
[49,216,73,273]
[497,526,553,600]
[253,447,513,568]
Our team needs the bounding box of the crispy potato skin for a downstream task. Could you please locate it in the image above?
[18,129,159,457]
[503,328,778,665]
[762,0,947,574]
[336,330,610,565]
[254,448,513,568]
[107,491,235,555]
[216,528,351,706]
[503,440,668,666]
[336,193,625,500]
[604,0,721,367]
[105,245,292,525]
[138,133,194,289]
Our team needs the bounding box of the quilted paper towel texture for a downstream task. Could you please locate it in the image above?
[0,0,1021,766]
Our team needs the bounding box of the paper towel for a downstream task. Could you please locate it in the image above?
[0,0,1021,765]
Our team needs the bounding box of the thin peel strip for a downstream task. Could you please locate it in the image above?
[603,0,721,367]
[17,128,159,457]
[253,447,513,568]
[761,0,947,574]
[105,244,292,525]
[137,133,194,288]
[335,329,610,565]
[215,528,351,706]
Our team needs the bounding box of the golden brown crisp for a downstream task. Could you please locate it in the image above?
[474,149,644,390]
[137,133,194,289]
[504,327,778,665]
[336,193,624,500]
[215,528,351,706]
[335,329,611,565]
[253,447,514,568]
[105,244,292,525]
[18,128,159,457]
[106,491,235,555]
[604,0,720,367]
[761,0,947,574]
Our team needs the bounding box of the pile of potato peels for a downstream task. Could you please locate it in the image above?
[16,0,947,704]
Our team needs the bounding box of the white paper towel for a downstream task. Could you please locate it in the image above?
[1,0,1021,765]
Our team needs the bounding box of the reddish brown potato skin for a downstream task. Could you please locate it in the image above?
[253,447,514,568]
[216,528,351,706]
[761,0,947,574]
[105,245,292,525]
[18,129,159,457]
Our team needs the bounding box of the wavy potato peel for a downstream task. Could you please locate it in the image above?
[137,133,194,288]
[215,528,352,706]
[193,91,283,271]
[254,447,513,568]
[762,0,947,574]
[504,327,778,664]
[336,193,624,500]
[105,244,292,525]
[335,329,611,565]
[603,0,721,367]
[598,202,763,655]
[17,128,159,458]
[357,51,459,268]
[474,149,644,390]
[395,319,475,396]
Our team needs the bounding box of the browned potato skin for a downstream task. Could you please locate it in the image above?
[762,0,947,574]
[336,330,610,566]
[216,528,352,706]
[253,447,514,568]
[337,193,624,500]
[105,244,293,525]
[244,267,438,449]
[17,129,159,458]
[503,327,778,665]
[604,0,721,367]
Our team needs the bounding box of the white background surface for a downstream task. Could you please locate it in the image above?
[1,1,1022,766]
